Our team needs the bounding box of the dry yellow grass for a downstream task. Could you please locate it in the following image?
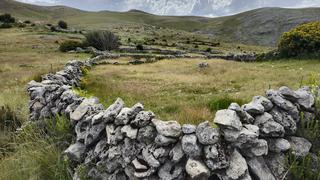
[84,59,320,124]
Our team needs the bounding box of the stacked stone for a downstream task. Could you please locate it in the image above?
[27,58,316,180]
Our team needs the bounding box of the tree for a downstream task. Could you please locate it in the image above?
[58,20,68,29]
[278,21,320,57]
[0,13,15,23]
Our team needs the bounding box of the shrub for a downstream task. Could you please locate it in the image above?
[136,44,144,51]
[206,47,212,53]
[58,20,68,29]
[24,20,31,24]
[0,13,15,23]
[0,23,12,29]
[278,22,320,57]
[208,96,245,112]
[84,30,120,51]
[59,40,83,52]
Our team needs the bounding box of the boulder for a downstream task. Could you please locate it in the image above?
[152,119,182,138]
[254,112,285,137]
[137,125,157,144]
[115,107,132,125]
[196,121,220,145]
[158,161,184,180]
[295,87,315,111]
[70,98,98,121]
[225,149,249,180]
[279,86,299,102]
[155,134,178,146]
[121,125,138,139]
[103,98,124,123]
[169,142,185,163]
[214,109,242,131]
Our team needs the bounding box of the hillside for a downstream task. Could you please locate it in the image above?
[1,0,320,46]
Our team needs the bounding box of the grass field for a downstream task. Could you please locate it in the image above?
[83,59,320,125]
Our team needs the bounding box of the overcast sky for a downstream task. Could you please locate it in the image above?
[16,0,320,17]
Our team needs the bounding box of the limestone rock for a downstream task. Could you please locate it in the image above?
[152,119,182,138]
[214,109,242,131]
[186,159,210,179]
[103,98,124,123]
[247,157,276,180]
[288,136,312,158]
[131,111,155,128]
[64,142,86,162]
[267,138,291,153]
[196,121,219,145]
[121,125,138,139]
[225,149,248,180]
[182,124,196,134]
[181,134,202,158]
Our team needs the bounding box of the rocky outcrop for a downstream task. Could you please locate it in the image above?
[27,56,316,180]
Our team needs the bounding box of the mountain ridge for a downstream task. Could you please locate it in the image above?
[1,0,320,46]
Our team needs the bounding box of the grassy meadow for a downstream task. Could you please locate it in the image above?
[82,59,320,125]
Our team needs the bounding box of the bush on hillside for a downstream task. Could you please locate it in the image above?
[278,21,320,57]
[59,40,84,52]
[58,20,68,29]
[0,23,12,29]
[0,13,15,24]
[136,44,144,51]
[84,30,120,51]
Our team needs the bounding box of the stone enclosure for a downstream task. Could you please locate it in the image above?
[27,56,317,180]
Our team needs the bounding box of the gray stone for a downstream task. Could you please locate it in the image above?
[70,98,97,121]
[121,125,138,139]
[186,159,210,179]
[243,101,265,115]
[137,125,157,144]
[214,109,242,131]
[170,142,185,163]
[155,134,178,146]
[103,98,124,123]
[295,87,315,111]
[158,161,184,180]
[152,119,182,138]
[181,134,202,158]
[288,136,312,158]
[225,149,248,180]
[265,153,287,179]
[247,157,275,180]
[253,96,274,112]
[128,103,144,119]
[279,86,299,102]
[269,107,297,135]
[255,112,285,137]
[196,121,219,145]
[205,143,229,171]
[115,107,132,125]
[92,111,104,125]
[142,146,160,168]
[266,90,298,113]
[131,111,155,128]
[267,138,291,153]
[64,142,86,162]
[84,122,106,147]
[204,145,219,159]
[182,124,196,134]
[132,158,148,170]
[239,139,268,158]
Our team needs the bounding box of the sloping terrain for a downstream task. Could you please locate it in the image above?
[1,0,320,46]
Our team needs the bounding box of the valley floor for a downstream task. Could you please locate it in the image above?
[83,58,320,125]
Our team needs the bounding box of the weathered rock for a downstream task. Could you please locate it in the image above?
[279,86,299,102]
[142,146,161,168]
[131,111,155,128]
[295,87,315,111]
[170,142,185,163]
[247,157,276,180]
[267,138,291,153]
[64,142,86,162]
[265,153,287,179]
[269,107,297,135]
[181,134,202,158]
[253,96,274,112]
[115,107,132,125]
[152,119,182,138]
[70,98,98,121]
[229,103,254,124]
[225,149,248,180]
[155,134,178,146]
[186,159,210,179]
[196,121,220,145]
[182,124,196,134]
[239,139,268,158]
[205,143,229,171]
[255,112,285,137]
[121,125,138,139]
[287,136,312,158]
[103,98,124,123]
[204,145,219,159]
[266,90,298,114]
[137,125,157,144]
[243,101,265,115]
[84,122,106,147]
[158,161,184,180]
[214,109,242,131]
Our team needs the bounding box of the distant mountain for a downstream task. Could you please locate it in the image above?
[1,0,320,46]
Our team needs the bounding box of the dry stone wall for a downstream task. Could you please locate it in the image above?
[27,57,316,180]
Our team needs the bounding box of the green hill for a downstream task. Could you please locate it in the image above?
[1,0,320,46]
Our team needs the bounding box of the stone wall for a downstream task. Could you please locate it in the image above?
[27,56,317,180]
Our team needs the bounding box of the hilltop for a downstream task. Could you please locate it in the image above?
[1,0,320,46]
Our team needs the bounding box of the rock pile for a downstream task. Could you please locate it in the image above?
[27,56,316,180]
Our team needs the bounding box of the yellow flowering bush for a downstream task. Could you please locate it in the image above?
[278,21,320,57]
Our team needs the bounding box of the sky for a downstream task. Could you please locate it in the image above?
[16,0,320,17]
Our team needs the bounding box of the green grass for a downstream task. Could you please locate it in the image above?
[82,59,320,125]
[0,116,72,180]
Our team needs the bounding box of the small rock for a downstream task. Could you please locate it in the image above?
[186,159,210,179]
[170,142,185,163]
[152,119,182,138]
[103,98,124,123]
[267,138,291,153]
[155,134,178,146]
[181,134,202,158]
[196,121,219,145]
[115,107,132,125]
[288,136,312,158]
[64,142,86,162]
[214,109,242,131]
[225,149,248,180]
[137,125,157,144]
[131,111,155,128]
[247,157,276,180]
[182,124,196,134]
[121,125,138,139]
